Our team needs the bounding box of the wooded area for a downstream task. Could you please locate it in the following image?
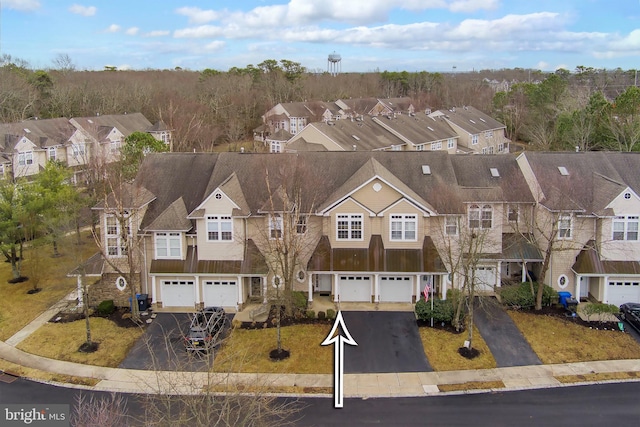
[3,53,640,152]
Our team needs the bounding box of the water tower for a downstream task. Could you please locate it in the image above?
[328,52,341,76]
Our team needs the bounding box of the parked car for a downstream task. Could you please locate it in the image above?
[619,302,640,332]
[185,306,226,353]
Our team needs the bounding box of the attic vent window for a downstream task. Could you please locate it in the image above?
[624,192,631,199]
[215,193,222,200]
[352,135,360,141]
[558,166,569,176]
[490,168,500,177]
[422,165,431,175]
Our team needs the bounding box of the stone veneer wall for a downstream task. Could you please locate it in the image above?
[89,273,141,308]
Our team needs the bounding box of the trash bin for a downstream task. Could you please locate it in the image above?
[558,291,572,309]
[137,293,149,312]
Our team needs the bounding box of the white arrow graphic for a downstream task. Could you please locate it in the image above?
[321,310,358,408]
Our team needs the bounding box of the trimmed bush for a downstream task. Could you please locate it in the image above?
[317,311,326,320]
[581,303,619,322]
[305,310,316,319]
[96,299,115,315]
[415,298,454,323]
[499,282,558,309]
[326,309,336,319]
[291,291,308,310]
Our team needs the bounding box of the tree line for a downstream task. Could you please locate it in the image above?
[2,53,640,152]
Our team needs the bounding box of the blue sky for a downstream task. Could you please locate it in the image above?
[3,0,640,72]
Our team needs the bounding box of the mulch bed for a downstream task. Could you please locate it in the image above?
[416,319,465,334]
[49,307,148,329]
[240,305,333,330]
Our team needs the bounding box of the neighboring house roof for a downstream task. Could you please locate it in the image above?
[371,113,458,146]
[267,129,292,142]
[301,118,408,151]
[94,181,156,210]
[71,113,153,141]
[144,197,192,231]
[0,118,77,152]
[68,252,105,276]
[432,105,507,133]
[147,120,172,132]
[285,137,328,152]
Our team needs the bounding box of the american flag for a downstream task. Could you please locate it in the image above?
[423,280,431,301]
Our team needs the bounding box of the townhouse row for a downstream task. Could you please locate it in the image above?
[0,113,171,180]
[76,150,640,311]
[256,98,510,155]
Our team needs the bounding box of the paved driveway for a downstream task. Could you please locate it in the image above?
[119,312,232,371]
[341,311,432,373]
[473,298,542,367]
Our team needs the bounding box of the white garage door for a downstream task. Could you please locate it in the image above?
[379,276,413,302]
[474,267,496,292]
[339,276,371,302]
[203,280,238,307]
[607,280,640,307]
[161,280,195,307]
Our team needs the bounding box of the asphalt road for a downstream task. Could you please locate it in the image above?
[341,311,432,373]
[2,377,639,426]
[473,298,542,367]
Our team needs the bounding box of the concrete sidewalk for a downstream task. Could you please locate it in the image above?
[2,339,640,397]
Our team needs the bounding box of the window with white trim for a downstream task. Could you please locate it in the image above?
[481,146,494,154]
[337,214,363,240]
[447,138,455,149]
[445,216,459,236]
[269,214,283,239]
[498,142,505,152]
[296,215,307,234]
[72,143,86,158]
[110,140,121,153]
[416,144,425,151]
[270,141,281,153]
[471,134,479,145]
[207,216,232,241]
[18,151,33,166]
[485,130,493,138]
[390,214,417,241]
[508,205,519,222]
[155,232,181,258]
[469,204,492,229]
[105,212,131,257]
[431,141,442,151]
[558,214,572,239]
[613,215,639,241]
[48,147,56,161]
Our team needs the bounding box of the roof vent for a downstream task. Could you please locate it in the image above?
[558,166,569,176]
[352,135,360,141]
[427,126,435,132]
[88,119,94,124]
[469,119,476,124]
[490,167,500,177]
[23,128,31,133]
[422,165,431,175]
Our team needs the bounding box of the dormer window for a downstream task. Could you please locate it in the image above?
[207,216,232,241]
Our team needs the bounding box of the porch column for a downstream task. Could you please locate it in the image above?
[262,277,268,304]
[575,275,581,301]
[602,276,609,303]
[441,274,448,300]
[151,276,156,304]
[373,273,380,303]
[521,262,527,283]
[496,261,502,289]
[334,273,340,303]
[194,276,201,305]
[308,274,313,303]
[237,275,243,306]
[77,276,83,307]
[415,274,421,301]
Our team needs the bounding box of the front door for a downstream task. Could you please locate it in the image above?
[250,277,262,297]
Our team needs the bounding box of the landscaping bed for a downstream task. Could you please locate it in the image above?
[49,307,148,329]
[239,305,334,330]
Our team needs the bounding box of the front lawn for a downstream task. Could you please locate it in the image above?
[418,326,497,371]
[0,233,98,341]
[508,310,640,364]
[16,317,143,367]
[213,324,333,374]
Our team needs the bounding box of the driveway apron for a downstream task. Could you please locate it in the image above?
[473,298,542,367]
[341,311,432,373]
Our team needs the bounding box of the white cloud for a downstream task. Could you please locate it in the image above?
[105,24,120,33]
[174,25,223,38]
[69,4,96,16]
[175,6,222,24]
[204,41,225,51]
[144,30,170,37]
[126,27,139,36]
[1,0,40,11]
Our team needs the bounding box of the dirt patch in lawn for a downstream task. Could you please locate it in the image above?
[555,371,639,384]
[438,381,505,392]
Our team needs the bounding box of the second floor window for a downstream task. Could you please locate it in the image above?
[72,143,86,158]
[471,134,479,145]
[613,215,639,241]
[155,232,181,258]
[337,214,363,240]
[469,204,492,229]
[558,215,572,239]
[390,214,417,241]
[18,151,33,166]
[445,216,459,236]
[207,216,232,241]
[269,214,283,239]
[105,213,131,257]
[508,205,519,222]
[48,147,56,161]
[431,141,442,151]
[270,141,281,153]
[296,215,307,234]
[447,138,455,149]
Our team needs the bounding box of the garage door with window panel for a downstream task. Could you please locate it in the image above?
[607,280,640,307]
[339,276,371,302]
[474,267,496,292]
[203,279,238,307]
[379,276,413,302]
[161,280,195,307]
